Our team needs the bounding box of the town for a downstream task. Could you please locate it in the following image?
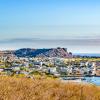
[0,52,100,80]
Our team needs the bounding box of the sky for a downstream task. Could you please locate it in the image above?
[0,0,100,53]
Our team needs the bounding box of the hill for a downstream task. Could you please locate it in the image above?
[14,47,73,58]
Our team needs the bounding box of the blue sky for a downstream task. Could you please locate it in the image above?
[0,0,100,53]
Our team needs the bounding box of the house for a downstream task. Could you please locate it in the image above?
[4,68,13,75]
[4,68,12,71]
[0,68,4,72]
[59,67,68,73]
[48,67,58,75]
[12,66,20,71]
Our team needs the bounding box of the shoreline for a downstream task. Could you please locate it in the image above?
[60,79,98,86]
[60,75,100,77]
[59,77,100,86]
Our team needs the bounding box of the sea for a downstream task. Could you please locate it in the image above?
[84,77,100,86]
[61,77,100,86]
[74,53,100,57]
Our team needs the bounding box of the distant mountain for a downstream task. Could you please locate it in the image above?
[74,53,100,57]
[14,47,73,58]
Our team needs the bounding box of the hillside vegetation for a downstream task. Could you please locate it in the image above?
[0,76,100,100]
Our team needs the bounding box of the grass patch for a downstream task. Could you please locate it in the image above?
[0,76,99,100]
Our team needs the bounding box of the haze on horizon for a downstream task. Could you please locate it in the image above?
[0,0,100,53]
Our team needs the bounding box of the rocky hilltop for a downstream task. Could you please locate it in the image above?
[14,47,73,58]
